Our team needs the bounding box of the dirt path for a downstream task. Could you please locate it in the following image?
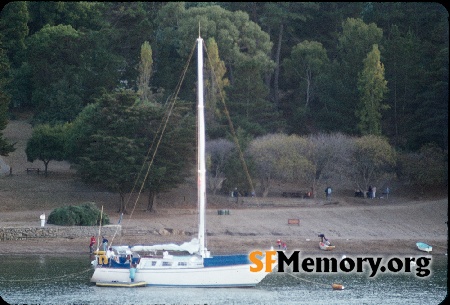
[0,199,447,256]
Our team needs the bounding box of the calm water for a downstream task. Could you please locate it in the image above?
[0,254,447,305]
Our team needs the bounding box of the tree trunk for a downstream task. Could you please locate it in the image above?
[147,190,157,211]
[118,192,126,213]
[227,63,234,85]
[305,67,312,108]
[44,160,50,177]
[261,176,271,197]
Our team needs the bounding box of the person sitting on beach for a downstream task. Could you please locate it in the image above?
[355,189,364,198]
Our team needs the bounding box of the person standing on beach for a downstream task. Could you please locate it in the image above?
[372,186,377,199]
[89,236,96,254]
[233,188,240,203]
[325,187,332,200]
[277,239,282,249]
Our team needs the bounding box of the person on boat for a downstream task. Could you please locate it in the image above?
[101,236,108,251]
[106,247,114,258]
[125,254,131,264]
[89,236,96,254]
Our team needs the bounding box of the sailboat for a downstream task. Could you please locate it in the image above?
[90,36,274,287]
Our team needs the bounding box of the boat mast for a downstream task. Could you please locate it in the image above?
[197,36,208,258]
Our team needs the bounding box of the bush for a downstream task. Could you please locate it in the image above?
[397,144,448,188]
[47,202,110,226]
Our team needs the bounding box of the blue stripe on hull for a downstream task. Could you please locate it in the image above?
[203,254,250,267]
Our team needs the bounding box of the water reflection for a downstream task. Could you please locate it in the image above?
[0,254,447,305]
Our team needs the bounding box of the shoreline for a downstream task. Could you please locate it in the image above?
[0,236,447,257]
[0,199,448,258]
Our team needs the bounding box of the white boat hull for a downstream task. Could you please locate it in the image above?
[91,264,270,287]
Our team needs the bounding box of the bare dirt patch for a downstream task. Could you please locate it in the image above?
[0,120,448,257]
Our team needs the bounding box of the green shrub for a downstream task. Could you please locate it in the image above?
[397,144,448,188]
[47,202,110,226]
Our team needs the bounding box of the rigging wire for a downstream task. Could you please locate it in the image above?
[121,92,175,214]
[109,41,198,247]
[96,205,103,251]
[107,37,261,248]
[202,40,259,205]
[108,93,177,245]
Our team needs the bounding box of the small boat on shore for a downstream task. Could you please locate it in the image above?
[318,233,335,251]
[319,242,336,251]
[332,283,344,290]
[416,242,432,253]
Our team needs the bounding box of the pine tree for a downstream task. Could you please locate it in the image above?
[137,41,153,104]
[0,44,14,156]
[356,44,388,135]
[204,37,229,137]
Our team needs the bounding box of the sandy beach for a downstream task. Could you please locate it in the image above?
[0,198,447,257]
[0,120,448,257]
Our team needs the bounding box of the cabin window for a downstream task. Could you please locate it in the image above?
[152,261,157,266]
[162,262,172,266]
[178,262,187,266]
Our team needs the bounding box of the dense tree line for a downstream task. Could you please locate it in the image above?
[0,2,447,201]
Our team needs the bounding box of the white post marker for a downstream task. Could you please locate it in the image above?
[40,213,45,227]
